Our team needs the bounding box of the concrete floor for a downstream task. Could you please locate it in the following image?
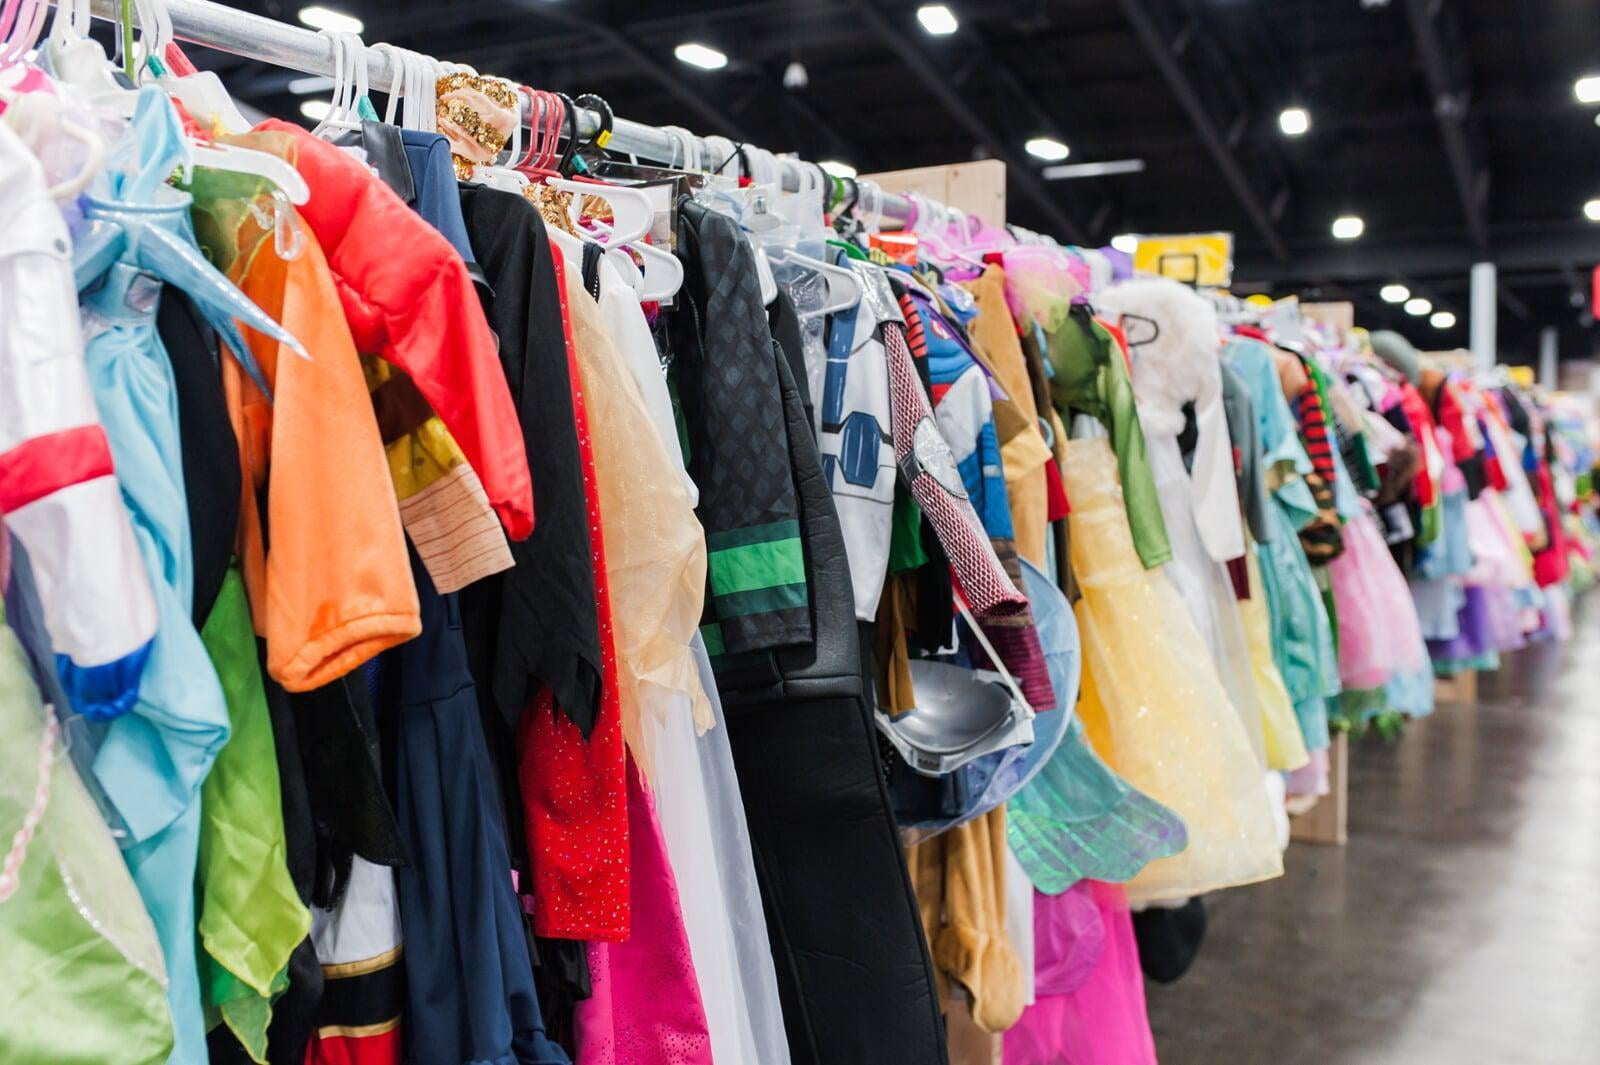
[1145,603,1600,1065]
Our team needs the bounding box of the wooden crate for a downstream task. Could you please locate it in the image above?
[1434,670,1479,705]
[862,159,1008,228]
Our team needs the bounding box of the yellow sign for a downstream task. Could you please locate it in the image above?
[1132,233,1234,287]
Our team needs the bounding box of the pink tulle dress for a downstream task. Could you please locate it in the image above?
[1003,882,1158,1065]
[1326,505,1427,690]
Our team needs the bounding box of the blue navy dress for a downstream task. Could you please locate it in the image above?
[389,549,569,1065]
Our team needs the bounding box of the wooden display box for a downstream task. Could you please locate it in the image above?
[862,159,1007,228]
[1434,670,1479,704]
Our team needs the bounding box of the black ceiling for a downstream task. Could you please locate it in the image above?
[194,0,1600,364]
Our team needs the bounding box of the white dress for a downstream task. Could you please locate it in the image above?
[581,245,792,1063]
[1096,278,1264,764]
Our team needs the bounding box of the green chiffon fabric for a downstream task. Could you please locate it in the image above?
[196,567,310,1061]
[0,617,173,1064]
[1038,310,1173,570]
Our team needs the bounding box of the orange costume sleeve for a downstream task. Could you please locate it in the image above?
[214,207,421,691]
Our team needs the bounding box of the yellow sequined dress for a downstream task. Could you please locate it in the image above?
[1064,438,1283,903]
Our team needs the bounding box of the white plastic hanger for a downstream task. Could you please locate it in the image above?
[127,0,248,134]
[546,175,654,246]
[773,247,860,317]
[588,216,684,302]
[46,0,132,113]
[0,0,47,70]
[1,90,104,199]
[310,29,367,139]
[187,142,310,204]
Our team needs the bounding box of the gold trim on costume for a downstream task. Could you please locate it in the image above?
[320,944,403,980]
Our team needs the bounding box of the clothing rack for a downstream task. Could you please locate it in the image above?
[66,0,931,226]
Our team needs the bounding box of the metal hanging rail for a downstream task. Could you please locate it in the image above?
[68,0,935,225]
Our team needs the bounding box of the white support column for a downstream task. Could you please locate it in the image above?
[1470,262,1497,370]
[1539,326,1559,391]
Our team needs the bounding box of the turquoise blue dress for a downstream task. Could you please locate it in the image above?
[78,88,303,1065]
[1224,338,1339,753]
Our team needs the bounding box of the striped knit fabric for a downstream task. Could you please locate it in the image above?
[1293,383,1339,487]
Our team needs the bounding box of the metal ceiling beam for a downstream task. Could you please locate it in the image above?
[852,0,1089,244]
[505,0,748,140]
[1113,0,1288,261]
[1400,0,1491,252]
[1497,283,1531,322]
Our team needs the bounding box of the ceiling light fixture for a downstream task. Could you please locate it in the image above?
[1331,215,1365,240]
[1585,199,1600,222]
[1041,158,1145,180]
[916,5,959,36]
[1405,297,1433,316]
[674,42,728,70]
[297,5,363,34]
[1025,136,1070,162]
[1110,234,1139,254]
[299,98,333,121]
[818,160,857,179]
[1576,75,1600,104]
[1278,107,1310,136]
[1380,283,1411,304]
[288,74,335,96]
[1430,311,1457,329]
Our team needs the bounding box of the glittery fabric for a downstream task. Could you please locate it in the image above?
[1064,438,1282,904]
[517,260,629,942]
[575,757,714,1065]
[1006,555,1189,897]
[435,72,518,180]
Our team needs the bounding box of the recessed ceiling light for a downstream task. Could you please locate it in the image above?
[297,5,363,35]
[1585,199,1600,222]
[1278,107,1310,136]
[1380,283,1411,304]
[1025,136,1070,162]
[299,98,333,121]
[1405,297,1433,316]
[1110,234,1138,254]
[1332,215,1365,240]
[1430,311,1457,329]
[1576,75,1600,104]
[819,160,857,179]
[674,42,728,70]
[916,4,959,35]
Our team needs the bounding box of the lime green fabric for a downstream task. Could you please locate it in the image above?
[0,618,173,1065]
[197,566,310,1062]
[1040,311,1172,569]
[887,486,930,574]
